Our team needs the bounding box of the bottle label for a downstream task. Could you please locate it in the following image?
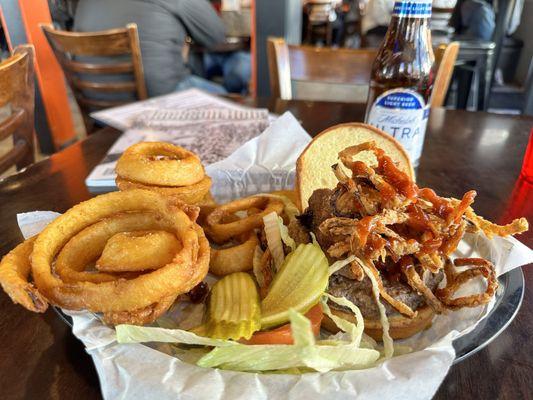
[392,1,432,18]
[366,89,429,165]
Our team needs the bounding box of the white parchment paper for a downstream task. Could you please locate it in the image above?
[16,112,533,400]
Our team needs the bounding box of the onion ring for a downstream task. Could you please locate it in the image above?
[96,230,181,272]
[209,232,259,276]
[102,294,178,326]
[0,237,48,312]
[205,196,284,244]
[116,175,212,205]
[31,189,209,312]
[116,142,205,186]
[55,212,173,283]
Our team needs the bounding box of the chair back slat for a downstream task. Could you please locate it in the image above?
[41,27,133,56]
[41,23,147,133]
[268,38,459,107]
[63,59,134,74]
[0,45,35,175]
[70,78,137,93]
[288,46,376,85]
[0,142,30,174]
[0,109,25,141]
[75,96,130,109]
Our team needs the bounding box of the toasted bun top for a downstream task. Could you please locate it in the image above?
[296,123,414,210]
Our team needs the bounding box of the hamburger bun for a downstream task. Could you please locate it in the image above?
[296,123,414,210]
[321,305,435,340]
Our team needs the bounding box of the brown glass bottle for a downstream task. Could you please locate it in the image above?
[364,0,435,166]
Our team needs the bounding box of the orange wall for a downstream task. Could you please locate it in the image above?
[18,0,75,149]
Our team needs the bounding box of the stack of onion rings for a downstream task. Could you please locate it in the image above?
[115,142,213,205]
[199,195,284,276]
[0,189,210,325]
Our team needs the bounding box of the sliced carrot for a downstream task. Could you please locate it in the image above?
[242,304,323,345]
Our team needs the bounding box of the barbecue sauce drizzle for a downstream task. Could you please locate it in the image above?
[346,146,472,264]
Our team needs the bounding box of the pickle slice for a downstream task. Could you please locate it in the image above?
[260,243,329,329]
[204,272,261,340]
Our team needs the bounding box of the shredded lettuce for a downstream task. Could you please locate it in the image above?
[263,212,285,271]
[116,305,380,373]
[310,232,319,245]
[289,309,315,346]
[277,216,296,251]
[197,309,380,372]
[358,259,394,358]
[328,255,357,276]
[116,325,238,347]
[321,294,364,347]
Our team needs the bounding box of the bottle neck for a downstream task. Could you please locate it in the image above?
[383,0,432,46]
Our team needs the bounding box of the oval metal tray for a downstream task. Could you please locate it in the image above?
[53,267,525,363]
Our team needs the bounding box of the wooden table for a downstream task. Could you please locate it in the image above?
[1,99,532,399]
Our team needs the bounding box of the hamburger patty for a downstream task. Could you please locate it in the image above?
[328,270,444,319]
[298,188,335,249]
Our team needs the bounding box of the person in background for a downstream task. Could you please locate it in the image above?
[452,0,495,40]
[74,0,227,97]
[203,51,251,95]
[48,0,78,30]
[201,0,251,94]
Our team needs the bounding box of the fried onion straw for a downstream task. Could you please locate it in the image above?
[400,257,446,313]
[463,208,529,238]
[316,141,528,318]
[436,258,498,309]
[363,258,417,318]
[0,237,48,312]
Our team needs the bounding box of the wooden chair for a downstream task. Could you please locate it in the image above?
[267,37,460,107]
[0,45,35,175]
[432,41,461,108]
[40,23,147,133]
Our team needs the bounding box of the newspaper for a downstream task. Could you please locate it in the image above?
[86,89,270,192]
[90,88,263,130]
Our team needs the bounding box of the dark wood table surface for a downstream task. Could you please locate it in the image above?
[1,98,532,400]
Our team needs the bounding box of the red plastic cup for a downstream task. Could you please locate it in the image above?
[521,129,533,183]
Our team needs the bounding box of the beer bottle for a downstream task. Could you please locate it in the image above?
[364,0,435,166]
